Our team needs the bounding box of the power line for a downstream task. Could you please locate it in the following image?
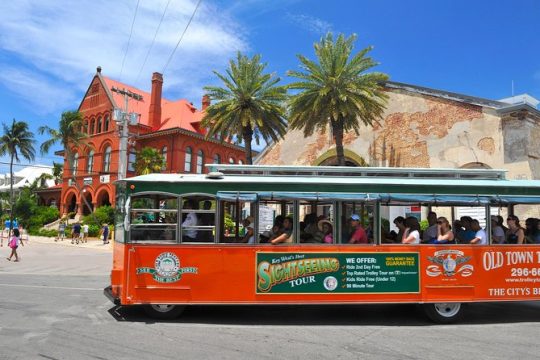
[162,0,203,74]
[135,0,173,83]
[119,0,141,81]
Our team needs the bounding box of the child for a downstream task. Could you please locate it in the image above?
[7,228,24,262]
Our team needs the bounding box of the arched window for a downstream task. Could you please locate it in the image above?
[87,150,94,173]
[161,146,168,170]
[196,150,204,174]
[90,119,95,134]
[184,147,192,173]
[97,116,102,133]
[104,114,110,132]
[229,157,235,164]
[73,153,79,176]
[213,154,221,164]
[103,146,112,172]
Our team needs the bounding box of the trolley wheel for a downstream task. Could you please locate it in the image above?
[422,303,465,324]
[143,304,185,320]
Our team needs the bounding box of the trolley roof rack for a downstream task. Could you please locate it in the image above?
[205,164,507,181]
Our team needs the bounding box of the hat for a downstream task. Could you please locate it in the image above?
[318,219,333,231]
[350,214,360,221]
[247,223,254,229]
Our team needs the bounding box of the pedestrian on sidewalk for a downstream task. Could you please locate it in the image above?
[82,223,89,243]
[100,223,110,244]
[56,221,66,242]
[1,219,10,247]
[6,228,24,262]
[72,222,81,244]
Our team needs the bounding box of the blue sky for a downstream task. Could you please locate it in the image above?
[1,0,539,172]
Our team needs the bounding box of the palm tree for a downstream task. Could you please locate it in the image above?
[201,52,288,164]
[39,111,91,217]
[288,33,389,166]
[0,119,36,235]
[52,162,63,185]
[134,147,165,175]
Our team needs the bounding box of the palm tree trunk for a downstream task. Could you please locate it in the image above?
[242,126,254,165]
[332,120,346,166]
[9,153,14,237]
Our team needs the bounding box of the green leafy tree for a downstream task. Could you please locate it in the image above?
[0,119,36,234]
[39,110,94,218]
[52,161,63,184]
[134,147,165,175]
[288,33,389,166]
[201,52,288,164]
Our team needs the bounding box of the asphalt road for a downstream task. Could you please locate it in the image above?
[1,239,540,360]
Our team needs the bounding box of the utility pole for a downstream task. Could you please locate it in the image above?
[111,87,143,180]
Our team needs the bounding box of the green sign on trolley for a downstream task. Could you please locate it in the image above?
[256,252,419,294]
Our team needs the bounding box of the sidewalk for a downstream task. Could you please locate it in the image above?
[25,235,113,251]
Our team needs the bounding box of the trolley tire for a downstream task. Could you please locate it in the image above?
[143,304,185,320]
[422,303,465,324]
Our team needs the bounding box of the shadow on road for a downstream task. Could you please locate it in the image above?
[106,301,540,326]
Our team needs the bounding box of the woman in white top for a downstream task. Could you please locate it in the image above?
[402,216,421,244]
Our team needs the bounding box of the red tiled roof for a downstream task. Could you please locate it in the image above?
[102,77,203,133]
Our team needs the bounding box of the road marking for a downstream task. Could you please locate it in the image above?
[0,283,102,291]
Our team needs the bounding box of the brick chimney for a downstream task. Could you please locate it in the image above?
[202,94,210,110]
[149,72,163,130]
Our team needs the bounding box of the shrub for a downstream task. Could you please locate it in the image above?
[420,219,429,231]
[88,224,101,237]
[83,206,114,227]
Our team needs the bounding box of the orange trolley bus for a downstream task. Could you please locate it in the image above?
[104,165,540,322]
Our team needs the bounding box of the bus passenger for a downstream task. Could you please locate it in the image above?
[469,219,487,245]
[422,211,438,243]
[271,216,293,244]
[506,215,524,244]
[301,213,323,243]
[434,217,455,244]
[182,200,199,242]
[318,220,333,244]
[525,218,540,244]
[455,216,475,244]
[241,216,254,243]
[490,216,505,244]
[402,216,420,244]
[348,214,368,244]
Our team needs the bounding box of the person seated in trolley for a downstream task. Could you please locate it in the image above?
[454,216,475,243]
[469,219,487,245]
[433,217,455,244]
[348,214,368,244]
[300,213,323,243]
[491,215,506,244]
[401,216,421,244]
[270,216,294,244]
[525,217,540,244]
[181,199,199,242]
[318,219,333,244]
[505,215,525,244]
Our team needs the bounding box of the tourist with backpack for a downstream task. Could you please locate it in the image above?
[6,228,23,262]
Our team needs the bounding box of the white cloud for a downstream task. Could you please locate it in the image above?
[285,12,332,35]
[0,0,249,113]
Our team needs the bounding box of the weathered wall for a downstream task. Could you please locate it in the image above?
[257,88,537,179]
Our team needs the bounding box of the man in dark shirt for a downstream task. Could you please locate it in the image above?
[71,222,81,244]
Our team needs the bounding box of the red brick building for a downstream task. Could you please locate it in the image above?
[60,67,247,217]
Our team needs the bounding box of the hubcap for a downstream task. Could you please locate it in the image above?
[150,304,175,313]
[434,303,461,318]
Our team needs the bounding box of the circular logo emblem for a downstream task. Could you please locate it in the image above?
[154,252,180,277]
[323,276,338,291]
